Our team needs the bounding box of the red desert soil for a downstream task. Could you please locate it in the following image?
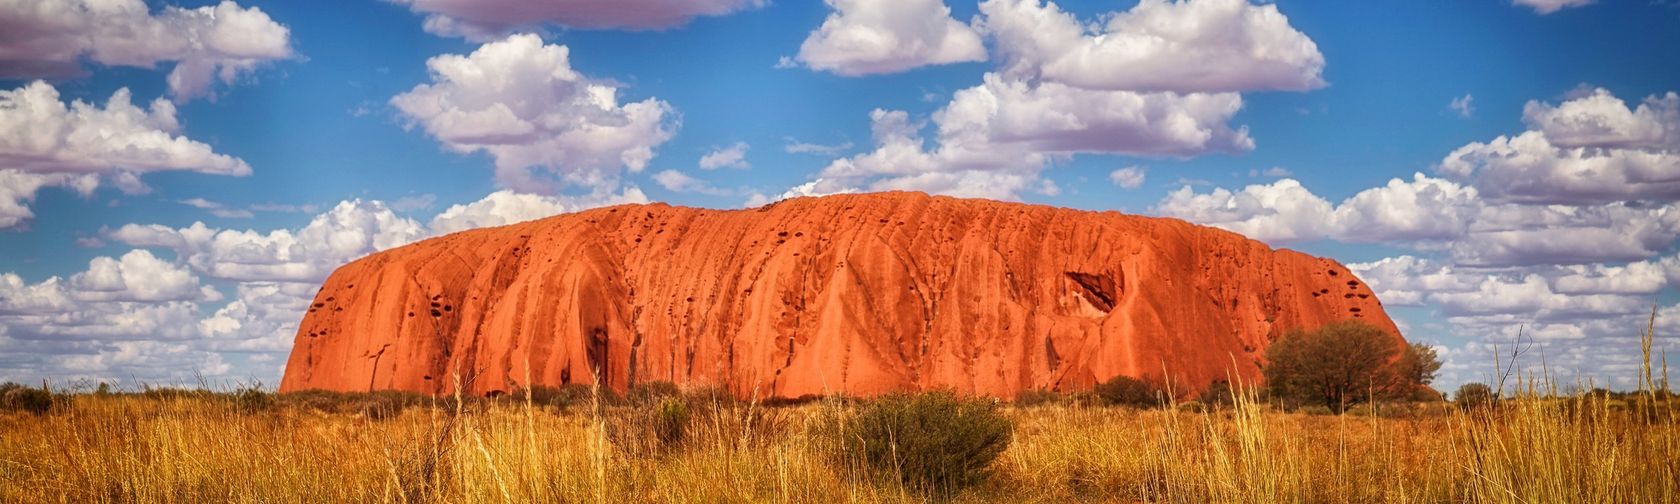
[280,191,1403,398]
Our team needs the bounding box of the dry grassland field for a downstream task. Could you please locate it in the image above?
[1,378,1676,503]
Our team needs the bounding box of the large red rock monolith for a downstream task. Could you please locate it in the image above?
[280,192,1403,398]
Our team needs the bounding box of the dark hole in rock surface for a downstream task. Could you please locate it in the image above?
[1065,271,1118,313]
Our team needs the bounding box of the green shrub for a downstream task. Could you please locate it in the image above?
[0,383,54,415]
[1406,386,1447,402]
[1093,375,1164,409]
[279,389,366,413]
[1296,404,1335,416]
[142,386,214,401]
[1454,382,1495,411]
[607,396,693,455]
[279,390,426,417]
[1013,388,1061,407]
[1198,381,1235,409]
[653,398,690,447]
[832,391,1014,496]
[694,398,788,450]
[232,384,275,413]
[1063,390,1103,407]
[627,381,681,404]
[679,384,737,406]
[358,394,410,420]
[1345,402,1424,419]
[522,384,603,409]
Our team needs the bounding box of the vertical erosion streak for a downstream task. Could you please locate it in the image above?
[367,344,391,392]
[628,331,641,390]
[588,327,609,387]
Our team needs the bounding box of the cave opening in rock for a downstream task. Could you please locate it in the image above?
[1065,271,1118,313]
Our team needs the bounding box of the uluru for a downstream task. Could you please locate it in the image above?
[279,191,1402,399]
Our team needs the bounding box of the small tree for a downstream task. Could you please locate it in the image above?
[1263,321,1417,413]
[1398,343,1443,387]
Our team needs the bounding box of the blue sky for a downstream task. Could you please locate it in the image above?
[2,0,1678,391]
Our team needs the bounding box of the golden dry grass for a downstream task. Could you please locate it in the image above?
[1,386,1676,503]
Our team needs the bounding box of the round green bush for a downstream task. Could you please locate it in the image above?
[1454,382,1495,411]
[653,397,690,447]
[1093,375,1164,408]
[835,391,1014,496]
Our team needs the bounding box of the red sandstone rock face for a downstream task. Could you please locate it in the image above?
[279,192,1404,398]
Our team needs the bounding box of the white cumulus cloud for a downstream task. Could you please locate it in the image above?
[1347,256,1478,307]
[428,187,648,234]
[1552,259,1673,295]
[0,81,251,229]
[777,0,1321,202]
[1441,89,1680,205]
[653,169,735,196]
[109,200,425,283]
[815,76,1252,200]
[0,0,292,100]
[1109,166,1146,189]
[1156,172,1680,267]
[391,34,677,193]
[1333,173,1481,243]
[68,250,209,303]
[698,142,750,170]
[1521,88,1678,150]
[795,0,986,76]
[1154,178,1335,243]
[979,0,1325,93]
[198,281,316,353]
